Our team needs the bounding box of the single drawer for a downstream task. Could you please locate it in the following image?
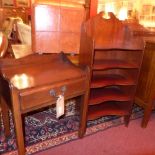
[19,78,87,113]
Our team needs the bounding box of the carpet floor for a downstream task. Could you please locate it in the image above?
[0,100,145,155]
[36,112,155,155]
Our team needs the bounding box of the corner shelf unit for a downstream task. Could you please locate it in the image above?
[79,12,144,125]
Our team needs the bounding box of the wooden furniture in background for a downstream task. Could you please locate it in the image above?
[0,7,30,30]
[11,44,33,58]
[0,53,89,155]
[0,32,8,57]
[31,3,85,54]
[89,0,98,17]
[126,22,155,127]
[0,32,8,131]
[135,35,155,127]
[79,12,144,132]
[1,0,30,7]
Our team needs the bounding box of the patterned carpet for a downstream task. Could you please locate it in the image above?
[0,100,144,155]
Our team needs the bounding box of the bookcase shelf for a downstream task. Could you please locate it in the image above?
[93,59,140,70]
[79,12,144,134]
[88,101,131,120]
[89,86,133,105]
[91,73,136,88]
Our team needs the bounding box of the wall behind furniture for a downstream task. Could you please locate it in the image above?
[0,0,31,30]
[97,0,155,27]
[31,1,86,54]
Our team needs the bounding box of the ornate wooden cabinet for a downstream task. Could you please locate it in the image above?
[79,12,144,129]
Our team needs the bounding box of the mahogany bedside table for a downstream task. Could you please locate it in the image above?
[0,52,89,155]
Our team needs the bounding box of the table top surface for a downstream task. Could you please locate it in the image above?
[1,53,85,90]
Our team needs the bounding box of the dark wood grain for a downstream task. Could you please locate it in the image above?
[89,86,134,105]
[0,53,89,155]
[91,73,136,88]
[135,41,155,127]
[88,101,131,120]
[79,12,144,131]
[127,21,155,127]
[93,59,140,70]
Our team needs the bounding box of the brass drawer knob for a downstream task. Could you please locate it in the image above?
[49,89,56,97]
[61,86,67,94]
[49,86,66,97]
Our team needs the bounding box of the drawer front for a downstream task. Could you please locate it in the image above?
[20,78,87,112]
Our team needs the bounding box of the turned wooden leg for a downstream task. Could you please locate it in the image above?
[141,107,152,128]
[124,115,130,127]
[0,106,1,132]
[1,96,10,136]
[78,92,89,138]
[11,88,25,155]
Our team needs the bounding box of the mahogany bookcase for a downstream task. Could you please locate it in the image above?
[79,12,144,132]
